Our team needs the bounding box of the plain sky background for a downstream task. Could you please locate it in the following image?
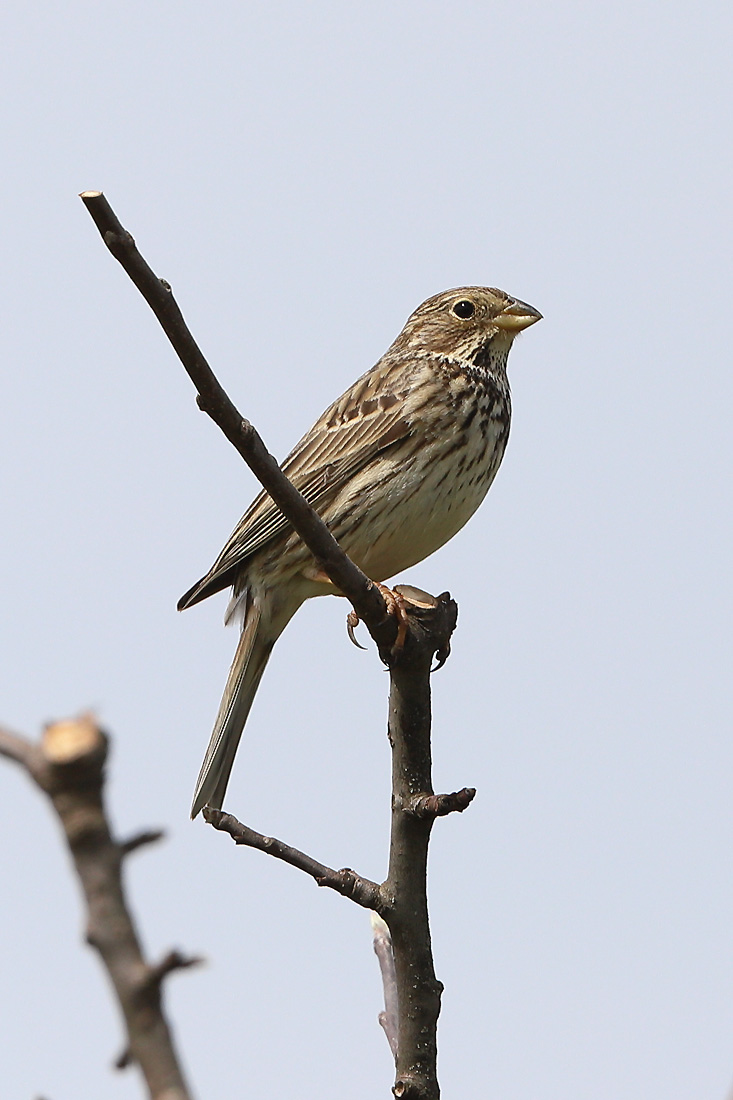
[1,1,732,1097]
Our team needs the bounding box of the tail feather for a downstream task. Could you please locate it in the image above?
[190,599,273,818]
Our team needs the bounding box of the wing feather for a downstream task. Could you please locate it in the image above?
[178,358,414,609]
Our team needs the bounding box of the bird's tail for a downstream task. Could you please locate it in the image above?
[190,594,290,818]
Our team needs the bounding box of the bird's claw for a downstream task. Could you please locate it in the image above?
[431,639,451,672]
[346,609,367,650]
[346,585,410,653]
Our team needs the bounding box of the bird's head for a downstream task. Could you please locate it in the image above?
[397,286,542,363]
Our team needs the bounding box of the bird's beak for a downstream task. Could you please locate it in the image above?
[495,298,543,332]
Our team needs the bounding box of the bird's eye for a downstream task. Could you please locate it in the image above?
[452,299,475,319]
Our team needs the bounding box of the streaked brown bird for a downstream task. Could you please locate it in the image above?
[180,286,541,817]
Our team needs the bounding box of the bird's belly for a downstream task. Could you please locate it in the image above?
[334,422,507,582]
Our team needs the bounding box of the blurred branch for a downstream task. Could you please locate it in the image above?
[0,724,40,768]
[81,191,468,1100]
[120,829,166,856]
[1,715,196,1100]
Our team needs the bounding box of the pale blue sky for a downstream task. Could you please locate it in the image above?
[1,1,732,1097]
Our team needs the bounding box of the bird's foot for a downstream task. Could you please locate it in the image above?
[346,583,410,652]
[375,583,410,650]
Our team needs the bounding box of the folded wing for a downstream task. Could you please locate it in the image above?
[178,358,413,610]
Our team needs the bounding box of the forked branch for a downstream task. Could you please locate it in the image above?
[81,192,469,1099]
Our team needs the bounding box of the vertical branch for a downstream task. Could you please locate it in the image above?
[381,594,458,1100]
[202,595,462,1100]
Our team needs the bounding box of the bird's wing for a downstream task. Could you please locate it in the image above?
[178,358,414,608]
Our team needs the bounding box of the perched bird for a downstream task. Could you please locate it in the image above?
[180,286,541,817]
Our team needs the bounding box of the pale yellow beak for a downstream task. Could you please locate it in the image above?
[495,298,543,332]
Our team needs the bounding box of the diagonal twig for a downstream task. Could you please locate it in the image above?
[204,808,383,909]
[80,190,395,657]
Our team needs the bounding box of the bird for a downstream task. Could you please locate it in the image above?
[180,286,541,817]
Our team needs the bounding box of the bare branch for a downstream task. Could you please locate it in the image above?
[204,808,383,910]
[0,724,39,768]
[1,715,195,1100]
[81,194,465,1099]
[120,829,166,856]
[208,596,459,1100]
[115,1046,134,1071]
[79,190,394,654]
[143,950,204,989]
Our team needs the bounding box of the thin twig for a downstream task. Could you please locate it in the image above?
[204,808,383,910]
[0,724,40,767]
[143,950,204,989]
[120,829,166,856]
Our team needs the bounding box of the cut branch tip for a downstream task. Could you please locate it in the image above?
[42,714,105,765]
[407,787,476,818]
